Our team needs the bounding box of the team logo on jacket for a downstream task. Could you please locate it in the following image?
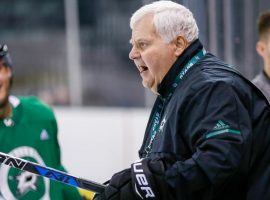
[158,115,167,133]
[0,147,50,200]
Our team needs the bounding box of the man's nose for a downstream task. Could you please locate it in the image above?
[129,47,140,60]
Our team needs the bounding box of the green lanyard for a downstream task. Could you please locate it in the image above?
[144,49,206,158]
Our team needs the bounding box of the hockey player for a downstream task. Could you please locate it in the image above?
[95,1,270,199]
[0,44,83,199]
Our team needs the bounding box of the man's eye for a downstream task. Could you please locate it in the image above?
[139,43,147,48]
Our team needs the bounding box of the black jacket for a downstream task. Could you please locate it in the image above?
[138,40,270,200]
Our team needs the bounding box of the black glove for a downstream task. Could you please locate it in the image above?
[94,158,172,200]
[94,168,138,200]
[131,158,175,200]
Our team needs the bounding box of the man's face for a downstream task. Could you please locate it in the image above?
[129,15,178,94]
[264,38,270,67]
[257,35,270,69]
[0,60,11,108]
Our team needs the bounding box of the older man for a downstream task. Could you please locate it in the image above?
[95,1,270,200]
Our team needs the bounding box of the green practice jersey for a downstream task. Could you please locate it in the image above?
[0,96,82,200]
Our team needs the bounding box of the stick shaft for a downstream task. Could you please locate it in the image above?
[0,152,105,193]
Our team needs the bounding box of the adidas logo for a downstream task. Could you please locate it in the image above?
[213,120,230,130]
[40,129,50,140]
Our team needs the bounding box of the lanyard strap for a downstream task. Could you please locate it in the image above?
[144,49,206,157]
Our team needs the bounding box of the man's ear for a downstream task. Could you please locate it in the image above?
[174,36,188,57]
[256,41,265,58]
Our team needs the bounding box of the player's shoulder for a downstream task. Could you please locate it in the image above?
[18,95,49,107]
[192,55,248,90]
[15,96,55,119]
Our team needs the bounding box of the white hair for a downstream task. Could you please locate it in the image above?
[130,1,199,43]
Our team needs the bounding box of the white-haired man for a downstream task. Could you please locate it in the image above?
[95,1,270,200]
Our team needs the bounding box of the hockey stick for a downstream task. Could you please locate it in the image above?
[0,152,105,193]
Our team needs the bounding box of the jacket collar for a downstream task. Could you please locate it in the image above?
[157,39,203,98]
[262,70,270,84]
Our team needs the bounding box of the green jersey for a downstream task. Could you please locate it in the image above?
[0,96,82,200]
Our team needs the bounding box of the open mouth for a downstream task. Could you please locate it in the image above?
[138,66,148,74]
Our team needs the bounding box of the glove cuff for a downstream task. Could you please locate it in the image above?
[131,159,157,199]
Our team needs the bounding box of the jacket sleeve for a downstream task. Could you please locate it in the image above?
[164,80,251,198]
[103,81,252,200]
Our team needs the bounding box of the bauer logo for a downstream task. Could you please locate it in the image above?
[133,161,155,199]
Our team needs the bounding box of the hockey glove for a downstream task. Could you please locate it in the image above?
[94,168,138,200]
[131,157,174,200]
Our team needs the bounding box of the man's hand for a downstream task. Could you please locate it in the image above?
[131,158,169,199]
[94,158,171,200]
[93,168,137,200]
